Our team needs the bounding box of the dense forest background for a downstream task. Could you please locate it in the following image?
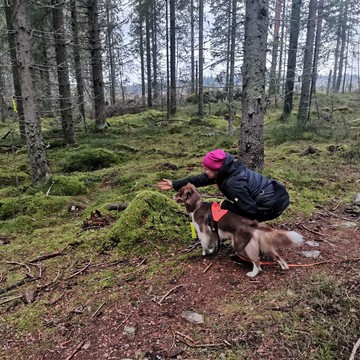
[1,0,360,183]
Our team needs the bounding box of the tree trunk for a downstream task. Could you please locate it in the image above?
[190,0,195,94]
[14,0,50,185]
[139,0,146,106]
[70,0,86,128]
[88,0,107,130]
[240,0,268,171]
[276,0,286,99]
[106,0,116,105]
[297,0,317,127]
[281,0,302,120]
[152,0,159,104]
[332,0,343,91]
[268,0,282,100]
[326,69,332,95]
[166,0,170,118]
[52,0,75,144]
[145,5,152,108]
[4,0,26,140]
[310,0,324,96]
[169,0,176,114]
[335,0,349,92]
[227,0,237,134]
[0,58,6,122]
[198,0,204,117]
[225,0,232,93]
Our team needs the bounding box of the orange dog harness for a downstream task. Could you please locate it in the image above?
[211,202,228,222]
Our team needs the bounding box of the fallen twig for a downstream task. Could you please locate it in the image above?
[3,261,33,277]
[328,211,357,222]
[65,340,86,360]
[158,285,183,305]
[301,224,325,237]
[115,314,131,330]
[349,337,360,360]
[0,276,38,295]
[92,301,106,318]
[0,295,23,305]
[175,331,195,343]
[65,260,92,280]
[203,263,213,273]
[181,242,200,253]
[28,245,68,263]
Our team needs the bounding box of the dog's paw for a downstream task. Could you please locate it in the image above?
[246,271,259,278]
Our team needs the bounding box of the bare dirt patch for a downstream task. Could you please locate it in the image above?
[1,205,359,360]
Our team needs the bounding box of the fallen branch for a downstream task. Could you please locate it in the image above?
[65,260,92,280]
[301,224,325,237]
[0,276,38,295]
[115,314,131,331]
[3,261,33,277]
[203,263,213,273]
[349,337,360,360]
[328,211,357,222]
[0,295,23,305]
[92,301,106,318]
[175,331,195,343]
[28,245,68,263]
[158,285,183,305]
[65,340,86,360]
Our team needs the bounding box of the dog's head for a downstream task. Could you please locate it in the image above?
[173,183,201,212]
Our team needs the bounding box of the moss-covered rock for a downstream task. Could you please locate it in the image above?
[61,148,118,172]
[0,215,35,234]
[106,190,190,254]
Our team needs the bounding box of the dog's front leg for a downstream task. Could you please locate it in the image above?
[246,262,262,277]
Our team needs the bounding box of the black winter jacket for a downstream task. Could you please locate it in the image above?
[172,153,290,222]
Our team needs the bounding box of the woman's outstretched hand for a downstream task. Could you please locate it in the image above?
[157,179,173,190]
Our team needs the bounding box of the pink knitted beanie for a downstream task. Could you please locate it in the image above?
[202,149,226,171]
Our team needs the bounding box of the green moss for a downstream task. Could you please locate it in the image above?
[45,175,89,196]
[106,190,190,253]
[0,193,68,220]
[0,215,35,234]
[0,172,31,188]
[61,148,120,172]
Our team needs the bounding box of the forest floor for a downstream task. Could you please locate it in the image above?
[1,203,359,360]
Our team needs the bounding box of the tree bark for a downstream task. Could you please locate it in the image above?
[240,0,268,171]
[297,0,317,127]
[190,0,195,94]
[281,0,302,120]
[227,0,236,134]
[169,0,176,114]
[4,0,26,140]
[70,0,86,128]
[14,0,50,185]
[198,0,204,117]
[138,0,146,106]
[106,0,116,105]
[335,0,349,92]
[52,0,75,144]
[268,0,282,100]
[145,4,152,108]
[87,0,107,130]
[152,0,159,104]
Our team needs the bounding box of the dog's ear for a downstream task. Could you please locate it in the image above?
[184,187,193,200]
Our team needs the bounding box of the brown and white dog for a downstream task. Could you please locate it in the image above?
[174,184,304,277]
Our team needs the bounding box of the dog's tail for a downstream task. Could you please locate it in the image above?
[256,229,304,253]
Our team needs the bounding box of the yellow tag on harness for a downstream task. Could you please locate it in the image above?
[190,222,197,239]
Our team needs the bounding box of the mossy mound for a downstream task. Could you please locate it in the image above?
[0,193,69,220]
[46,176,89,196]
[61,148,119,172]
[0,172,30,188]
[106,190,190,254]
